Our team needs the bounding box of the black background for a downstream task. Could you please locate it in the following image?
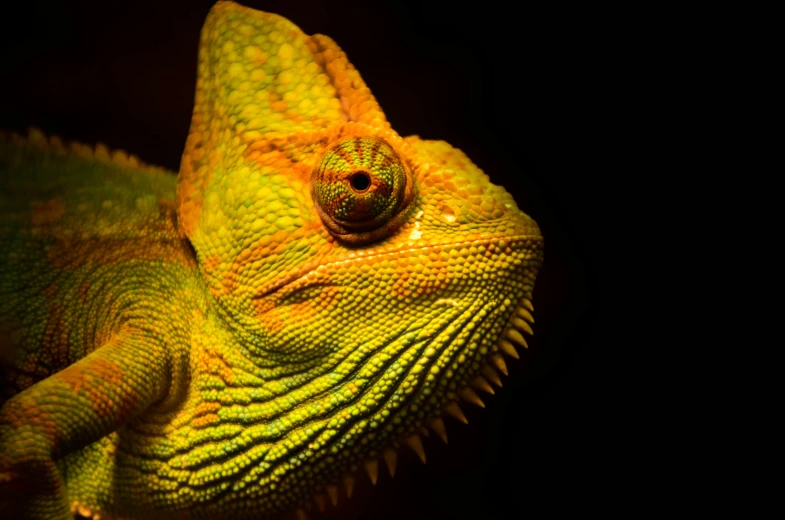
[1,0,608,518]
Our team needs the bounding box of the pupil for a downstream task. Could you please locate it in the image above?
[350,172,371,191]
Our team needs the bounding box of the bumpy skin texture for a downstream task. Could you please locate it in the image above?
[0,2,543,519]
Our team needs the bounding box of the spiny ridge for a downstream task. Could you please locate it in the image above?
[443,402,468,424]
[428,417,449,443]
[458,387,485,408]
[472,375,495,395]
[343,475,355,498]
[313,494,326,512]
[364,459,379,485]
[490,352,508,375]
[512,316,534,336]
[498,338,520,358]
[383,448,398,477]
[517,307,535,323]
[405,434,426,464]
[326,485,339,506]
[2,127,169,172]
[505,328,528,347]
[482,365,503,387]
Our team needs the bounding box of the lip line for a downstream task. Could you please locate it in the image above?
[252,233,542,300]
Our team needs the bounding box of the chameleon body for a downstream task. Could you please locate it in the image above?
[0,2,543,519]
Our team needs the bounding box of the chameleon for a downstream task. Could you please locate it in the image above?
[0,1,543,519]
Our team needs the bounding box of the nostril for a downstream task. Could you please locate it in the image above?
[440,204,456,222]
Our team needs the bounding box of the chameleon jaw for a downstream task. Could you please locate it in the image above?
[181,234,543,519]
[295,296,536,518]
[62,287,538,520]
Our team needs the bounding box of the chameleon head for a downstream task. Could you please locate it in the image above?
[175,1,542,515]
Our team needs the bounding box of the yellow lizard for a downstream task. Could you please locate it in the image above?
[0,2,543,518]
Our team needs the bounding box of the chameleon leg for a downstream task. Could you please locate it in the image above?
[0,327,171,519]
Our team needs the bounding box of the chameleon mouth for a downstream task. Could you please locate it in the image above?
[295,295,536,518]
[253,234,542,302]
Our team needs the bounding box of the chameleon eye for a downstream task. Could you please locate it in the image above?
[312,136,414,244]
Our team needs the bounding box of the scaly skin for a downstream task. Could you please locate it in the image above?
[0,2,543,519]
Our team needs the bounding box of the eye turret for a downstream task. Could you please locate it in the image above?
[311,136,414,244]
